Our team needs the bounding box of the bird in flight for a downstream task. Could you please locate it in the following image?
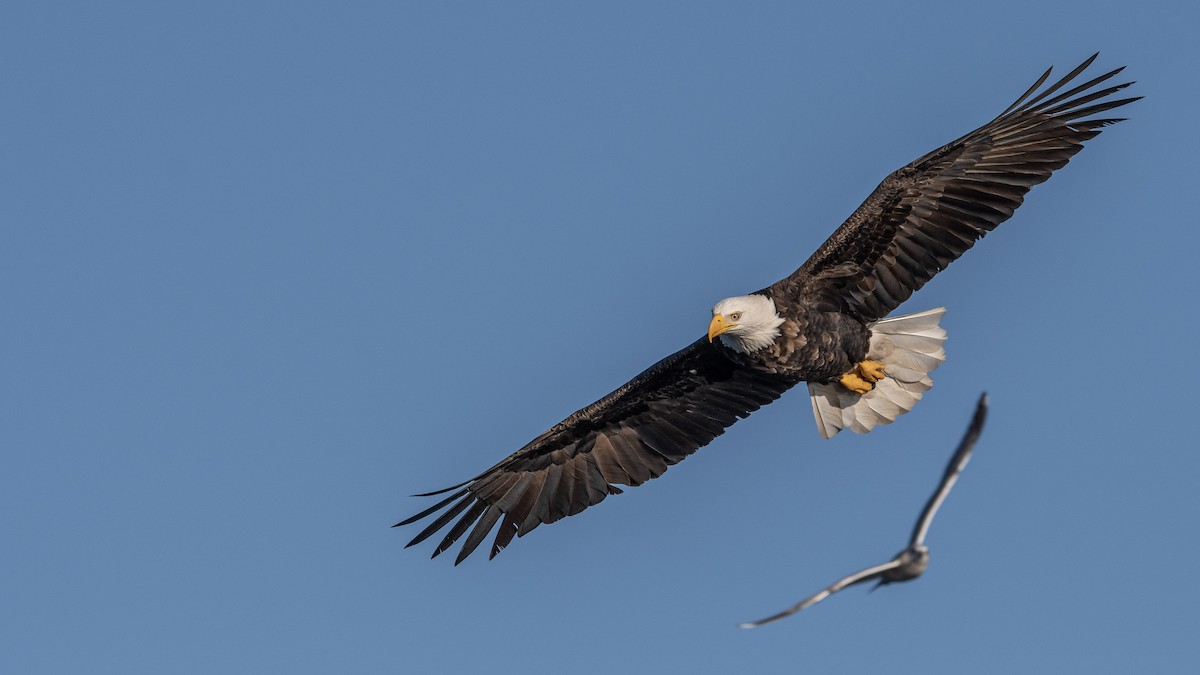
[398,55,1136,564]
[740,393,989,628]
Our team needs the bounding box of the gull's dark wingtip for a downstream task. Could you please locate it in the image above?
[969,391,988,422]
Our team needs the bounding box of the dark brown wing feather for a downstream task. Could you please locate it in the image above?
[783,54,1139,321]
[396,339,798,563]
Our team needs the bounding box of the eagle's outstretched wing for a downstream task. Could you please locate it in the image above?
[396,339,798,564]
[781,54,1138,322]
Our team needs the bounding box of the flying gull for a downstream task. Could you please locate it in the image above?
[741,393,989,628]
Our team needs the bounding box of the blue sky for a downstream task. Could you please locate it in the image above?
[4,2,1198,673]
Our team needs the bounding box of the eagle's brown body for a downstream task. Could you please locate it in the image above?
[727,299,870,384]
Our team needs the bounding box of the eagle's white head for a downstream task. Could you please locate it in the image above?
[708,294,785,354]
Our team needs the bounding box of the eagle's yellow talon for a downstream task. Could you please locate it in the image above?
[857,360,887,383]
[839,360,887,394]
[839,372,874,395]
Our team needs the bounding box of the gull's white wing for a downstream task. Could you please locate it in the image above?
[739,559,904,628]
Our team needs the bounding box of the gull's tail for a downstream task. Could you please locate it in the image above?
[808,308,947,439]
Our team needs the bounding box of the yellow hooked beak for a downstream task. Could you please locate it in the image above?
[708,314,736,342]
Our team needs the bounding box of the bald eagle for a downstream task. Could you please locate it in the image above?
[398,55,1137,564]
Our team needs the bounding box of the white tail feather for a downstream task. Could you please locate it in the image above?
[808,308,947,439]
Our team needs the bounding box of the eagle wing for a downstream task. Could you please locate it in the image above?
[397,339,798,564]
[782,54,1138,321]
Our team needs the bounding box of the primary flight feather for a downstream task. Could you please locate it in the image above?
[398,55,1137,564]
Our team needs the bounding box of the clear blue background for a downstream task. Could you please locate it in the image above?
[4,2,1197,673]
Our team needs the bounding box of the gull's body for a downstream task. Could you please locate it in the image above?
[741,393,988,628]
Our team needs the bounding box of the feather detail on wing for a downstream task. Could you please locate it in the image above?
[396,339,799,563]
[782,54,1139,322]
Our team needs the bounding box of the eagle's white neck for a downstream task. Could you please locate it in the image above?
[719,324,783,353]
